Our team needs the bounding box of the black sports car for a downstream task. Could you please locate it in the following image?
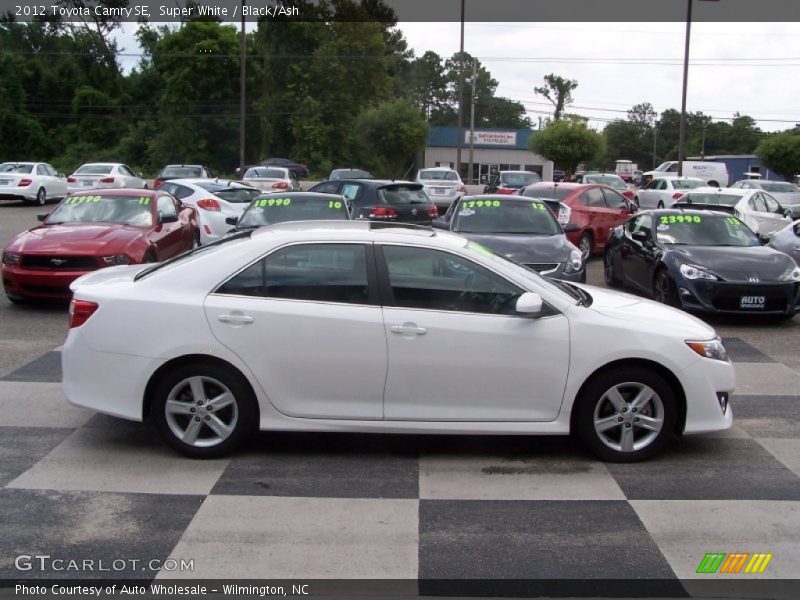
[603,209,800,317]
[433,195,585,282]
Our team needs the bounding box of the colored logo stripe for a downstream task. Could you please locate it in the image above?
[697,553,726,573]
[696,552,773,574]
[719,553,749,574]
[745,553,773,574]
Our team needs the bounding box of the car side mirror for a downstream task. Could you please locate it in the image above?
[159,212,178,224]
[563,223,579,232]
[757,233,770,245]
[225,216,238,226]
[37,213,49,222]
[431,218,449,230]
[516,292,543,317]
[631,230,650,244]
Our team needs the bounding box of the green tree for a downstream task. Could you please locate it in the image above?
[756,132,800,180]
[532,117,605,178]
[534,74,578,121]
[352,99,428,178]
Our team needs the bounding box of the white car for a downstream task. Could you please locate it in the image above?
[63,221,734,462]
[676,187,793,238]
[155,178,261,244]
[634,177,707,209]
[240,166,301,193]
[730,180,800,219]
[0,162,68,205]
[68,163,146,192]
[415,167,466,213]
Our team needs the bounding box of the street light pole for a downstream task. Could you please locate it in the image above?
[455,0,465,176]
[467,59,477,185]
[653,121,660,169]
[677,0,693,178]
[239,0,246,174]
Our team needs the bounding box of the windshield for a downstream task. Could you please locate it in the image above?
[656,214,759,247]
[381,186,430,204]
[521,186,573,200]
[672,179,706,190]
[136,232,251,281]
[331,169,371,180]
[654,161,674,172]
[759,182,798,193]
[237,196,350,228]
[453,198,560,235]
[160,166,203,178]
[584,174,626,189]
[244,167,286,179]
[500,172,540,186]
[47,194,153,226]
[419,170,458,181]
[0,163,33,173]
[75,164,113,175]
[682,193,742,207]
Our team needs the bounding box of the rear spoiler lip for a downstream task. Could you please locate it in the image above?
[671,202,736,214]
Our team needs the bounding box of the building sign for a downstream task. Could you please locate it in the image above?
[465,131,517,146]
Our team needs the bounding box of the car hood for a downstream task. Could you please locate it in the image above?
[578,283,716,338]
[8,223,146,255]
[668,245,795,281]
[459,233,575,263]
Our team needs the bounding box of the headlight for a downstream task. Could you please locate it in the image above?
[101,254,130,266]
[2,252,20,266]
[564,249,583,274]
[679,263,718,281]
[686,338,728,362]
[781,266,800,282]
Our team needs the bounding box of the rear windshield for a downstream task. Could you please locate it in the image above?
[500,172,541,186]
[380,186,430,205]
[75,164,113,175]
[584,174,625,189]
[672,179,707,190]
[521,186,573,200]
[419,170,459,181]
[331,170,372,180]
[160,166,202,178]
[244,167,286,179]
[682,193,742,207]
[237,195,350,228]
[0,163,33,173]
[195,181,260,204]
[759,182,798,193]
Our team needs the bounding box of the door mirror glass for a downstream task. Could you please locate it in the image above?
[631,230,649,243]
[516,292,543,316]
[757,233,770,245]
[225,216,238,226]
[431,218,449,230]
[159,212,178,224]
[37,213,49,222]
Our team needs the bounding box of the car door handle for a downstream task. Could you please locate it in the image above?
[390,323,427,336]
[218,314,254,325]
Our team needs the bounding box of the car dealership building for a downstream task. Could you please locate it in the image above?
[423,126,554,184]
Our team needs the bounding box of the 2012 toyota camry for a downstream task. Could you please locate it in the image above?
[62,221,735,462]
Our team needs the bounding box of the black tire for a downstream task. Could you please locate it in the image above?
[36,188,46,206]
[708,180,719,188]
[657,200,664,209]
[574,366,677,462]
[578,232,593,261]
[633,196,640,208]
[151,362,258,458]
[142,249,157,263]
[653,268,679,307]
[192,228,201,248]
[603,249,622,287]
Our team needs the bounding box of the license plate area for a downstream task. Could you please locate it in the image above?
[82,180,93,186]
[740,295,766,310]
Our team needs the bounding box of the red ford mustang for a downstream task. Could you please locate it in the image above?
[2,189,198,302]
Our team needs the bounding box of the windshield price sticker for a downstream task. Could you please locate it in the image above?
[726,217,743,226]
[531,202,547,211]
[255,198,292,208]
[328,200,343,209]
[660,215,702,224]
[66,195,102,204]
[458,208,476,216]
[138,197,149,205]
[462,200,502,209]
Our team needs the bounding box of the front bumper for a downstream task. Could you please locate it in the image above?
[681,357,735,434]
[676,278,799,317]
[3,265,92,299]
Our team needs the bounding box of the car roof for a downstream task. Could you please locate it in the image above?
[530,182,584,189]
[460,194,544,202]
[686,187,746,195]
[649,207,733,217]
[1,161,37,165]
[252,191,337,200]
[78,162,121,167]
[500,170,535,174]
[68,188,159,197]
[249,221,444,243]
[419,167,457,171]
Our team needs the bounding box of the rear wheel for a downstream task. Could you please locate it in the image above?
[657,200,665,208]
[653,269,679,307]
[36,188,46,206]
[708,180,719,188]
[578,232,593,261]
[192,229,201,248]
[574,367,676,462]
[142,249,157,263]
[152,362,257,458]
[603,250,622,287]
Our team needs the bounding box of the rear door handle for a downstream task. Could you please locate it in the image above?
[218,314,254,325]
[390,323,428,336]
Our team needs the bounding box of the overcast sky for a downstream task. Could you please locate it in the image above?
[114,21,800,133]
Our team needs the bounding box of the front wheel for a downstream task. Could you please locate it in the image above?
[603,250,622,287]
[574,367,677,462]
[653,269,679,307]
[578,232,593,261]
[151,362,257,458]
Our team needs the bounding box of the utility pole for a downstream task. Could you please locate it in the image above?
[700,119,708,159]
[239,0,246,174]
[455,0,465,178]
[467,60,477,185]
[653,121,660,169]
[677,0,692,177]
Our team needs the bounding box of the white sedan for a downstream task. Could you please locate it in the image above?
[240,166,301,193]
[0,162,68,205]
[67,163,147,192]
[155,178,261,244]
[730,179,800,218]
[63,222,734,462]
[677,187,793,237]
[634,176,707,209]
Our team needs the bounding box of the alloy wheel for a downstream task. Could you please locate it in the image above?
[593,382,664,453]
[164,376,239,448]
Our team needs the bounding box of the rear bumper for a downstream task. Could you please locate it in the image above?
[2,265,91,299]
[0,191,36,201]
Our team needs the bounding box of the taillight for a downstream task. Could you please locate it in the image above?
[427,206,438,218]
[67,176,76,183]
[99,177,115,184]
[197,199,221,211]
[497,187,515,194]
[18,179,32,187]
[457,185,466,193]
[368,206,398,219]
[272,181,289,189]
[624,190,634,199]
[154,179,163,188]
[69,299,98,328]
[672,192,685,200]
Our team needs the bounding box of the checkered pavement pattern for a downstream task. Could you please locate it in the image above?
[1,338,800,596]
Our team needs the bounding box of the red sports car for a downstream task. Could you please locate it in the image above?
[520,182,637,260]
[2,189,198,302]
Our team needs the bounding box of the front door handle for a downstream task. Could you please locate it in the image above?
[390,323,428,336]
[218,314,254,325]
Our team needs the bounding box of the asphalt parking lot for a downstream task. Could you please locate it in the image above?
[1,199,800,596]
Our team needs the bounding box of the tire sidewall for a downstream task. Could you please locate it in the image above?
[151,362,257,458]
[37,188,46,206]
[574,367,677,462]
